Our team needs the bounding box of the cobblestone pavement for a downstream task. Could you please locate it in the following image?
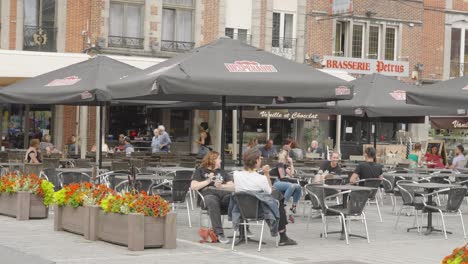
[0,195,465,263]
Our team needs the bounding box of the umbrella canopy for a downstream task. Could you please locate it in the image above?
[0,55,140,105]
[406,75,468,108]
[260,74,461,118]
[107,37,353,104]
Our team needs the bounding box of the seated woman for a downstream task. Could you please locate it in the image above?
[39,134,61,156]
[269,149,302,215]
[191,151,234,244]
[233,148,297,246]
[408,143,423,166]
[24,139,42,164]
[425,145,444,168]
[289,140,304,160]
[66,135,78,154]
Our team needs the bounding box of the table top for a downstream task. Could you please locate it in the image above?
[115,175,173,181]
[410,168,454,173]
[146,167,195,173]
[384,172,468,178]
[317,184,376,191]
[56,168,108,173]
[0,162,24,166]
[400,182,460,189]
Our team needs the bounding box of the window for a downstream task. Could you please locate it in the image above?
[225,28,249,43]
[334,22,345,56]
[352,25,364,58]
[23,0,57,52]
[161,0,194,52]
[450,27,468,77]
[368,26,379,59]
[109,2,144,49]
[385,27,396,60]
[272,12,281,47]
[272,12,294,48]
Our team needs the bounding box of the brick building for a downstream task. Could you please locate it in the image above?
[0,0,467,155]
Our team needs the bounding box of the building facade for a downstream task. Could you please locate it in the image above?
[0,0,467,155]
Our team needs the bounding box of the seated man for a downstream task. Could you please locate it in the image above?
[449,144,466,170]
[233,148,297,246]
[191,151,234,244]
[260,139,277,159]
[349,147,383,185]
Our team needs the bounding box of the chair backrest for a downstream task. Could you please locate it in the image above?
[362,178,382,199]
[446,187,468,212]
[129,159,144,169]
[23,163,43,176]
[382,175,394,192]
[171,178,192,202]
[59,172,91,187]
[430,176,448,184]
[112,161,129,171]
[233,192,264,221]
[305,184,325,210]
[175,170,194,179]
[396,181,417,205]
[114,180,129,192]
[74,159,92,168]
[347,190,371,216]
[324,178,342,186]
[42,158,60,169]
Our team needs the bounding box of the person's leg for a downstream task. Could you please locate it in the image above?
[292,184,302,204]
[274,181,294,203]
[274,193,297,246]
[203,195,225,236]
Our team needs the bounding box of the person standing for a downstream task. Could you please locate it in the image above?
[158,125,172,152]
[349,147,383,185]
[449,145,466,169]
[151,128,161,153]
[195,122,212,158]
[191,151,233,244]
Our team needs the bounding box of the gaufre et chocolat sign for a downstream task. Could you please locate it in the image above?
[323,56,409,77]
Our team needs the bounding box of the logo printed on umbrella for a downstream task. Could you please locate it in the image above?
[354,108,364,115]
[45,76,81,87]
[335,86,351,96]
[224,61,277,73]
[389,90,406,101]
[81,91,93,100]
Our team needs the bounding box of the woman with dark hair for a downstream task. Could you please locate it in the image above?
[191,151,233,244]
[233,148,297,246]
[425,145,444,168]
[24,139,42,164]
[349,147,383,185]
[289,140,304,160]
[195,122,212,158]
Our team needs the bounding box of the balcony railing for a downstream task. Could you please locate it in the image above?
[23,25,57,52]
[108,36,144,49]
[271,37,297,61]
[225,33,252,45]
[450,62,468,78]
[161,40,195,52]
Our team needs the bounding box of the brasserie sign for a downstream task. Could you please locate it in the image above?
[323,56,409,77]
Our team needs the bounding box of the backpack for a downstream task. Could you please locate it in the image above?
[198,227,218,243]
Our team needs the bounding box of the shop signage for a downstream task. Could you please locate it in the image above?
[323,56,409,77]
[224,61,277,73]
[430,117,468,129]
[45,76,81,87]
[330,0,353,15]
[258,111,320,120]
[389,90,406,101]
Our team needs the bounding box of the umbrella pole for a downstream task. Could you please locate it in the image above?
[238,106,243,166]
[220,96,226,170]
[98,104,104,169]
[373,121,377,149]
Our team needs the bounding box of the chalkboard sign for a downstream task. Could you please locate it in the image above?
[425,140,447,166]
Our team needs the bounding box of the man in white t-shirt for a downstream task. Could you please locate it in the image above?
[233,148,297,246]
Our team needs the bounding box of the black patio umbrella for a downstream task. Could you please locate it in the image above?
[0,55,140,168]
[406,75,468,108]
[108,37,353,166]
[258,74,463,149]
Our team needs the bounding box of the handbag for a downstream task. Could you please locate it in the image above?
[198,227,218,243]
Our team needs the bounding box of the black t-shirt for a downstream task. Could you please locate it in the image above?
[269,162,287,178]
[319,160,342,175]
[353,162,383,183]
[192,167,232,195]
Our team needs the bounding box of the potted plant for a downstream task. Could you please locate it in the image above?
[443,243,468,264]
[0,173,54,220]
[53,182,113,239]
[94,191,176,250]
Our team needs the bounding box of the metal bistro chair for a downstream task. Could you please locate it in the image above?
[57,171,91,188]
[357,178,383,222]
[422,187,467,239]
[382,175,404,213]
[394,181,424,233]
[151,177,192,227]
[231,192,279,252]
[304,184,326,234]
[324,189,372,245]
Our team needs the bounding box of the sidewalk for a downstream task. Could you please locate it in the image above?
[0,196,465,263]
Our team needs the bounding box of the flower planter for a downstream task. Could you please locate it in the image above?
[88,206,176,251]
[0,191,48,220]
[53,205,93,239]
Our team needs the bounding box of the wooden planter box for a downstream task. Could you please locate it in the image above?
[88,206,176,251]
[0,191,48,220]
[53,205,93,239]
[54,205,176,251]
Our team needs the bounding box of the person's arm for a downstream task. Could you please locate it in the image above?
[260,174,272,194]
[195,132,206,145]
[287,157,295,176]
[278,164,285,179]
[262,165,273,187]
[349,173,360,184]
[191,178,212,191]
